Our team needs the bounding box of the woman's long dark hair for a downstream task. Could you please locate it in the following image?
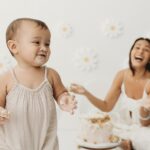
[129,37,150,75]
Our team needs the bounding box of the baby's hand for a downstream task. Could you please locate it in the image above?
[69,83,86,94]
[0,107,10,125]
[58,92,77,114]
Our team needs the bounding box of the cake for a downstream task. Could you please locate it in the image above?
[78,112,119,144]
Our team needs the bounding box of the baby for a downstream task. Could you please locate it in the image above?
[0,18,77,150]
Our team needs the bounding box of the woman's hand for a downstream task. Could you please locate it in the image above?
[139,106,150,118]
[143,97,150,108]
[140,97,150,117]
[120,139,133,150]
[69,83,86,95]
[139,98,150,126]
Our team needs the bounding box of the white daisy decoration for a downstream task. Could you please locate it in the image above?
[57,23,73,38]
[0,55,16,74]
[101,19,124,39]
[73,48,99,72]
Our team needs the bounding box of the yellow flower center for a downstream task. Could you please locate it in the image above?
[110,25,116,31]
[83,57,90,63]
[62,27,68,32]
[0,63,4,68]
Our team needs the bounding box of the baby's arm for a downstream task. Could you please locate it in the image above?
[48,68,77,114]
[0,74,10,124]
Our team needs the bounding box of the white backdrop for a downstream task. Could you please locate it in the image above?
[0,0,150,149]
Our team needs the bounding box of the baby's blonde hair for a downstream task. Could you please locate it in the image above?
[6,18,49,56]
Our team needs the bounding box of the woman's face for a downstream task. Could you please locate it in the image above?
[131,40,150,69]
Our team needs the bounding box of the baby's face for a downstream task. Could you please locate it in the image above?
[15,21,51,67]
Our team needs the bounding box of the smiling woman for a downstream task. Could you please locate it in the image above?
[70,37,150,150]
[129,38,150,76]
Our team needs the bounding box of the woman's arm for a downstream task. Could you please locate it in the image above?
[70,70,124,112]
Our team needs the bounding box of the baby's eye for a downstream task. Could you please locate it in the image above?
[32,41,40,45]
[45,43,50,47]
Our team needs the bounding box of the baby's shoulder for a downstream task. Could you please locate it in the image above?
[46,67,61,83]
[47,67,60,77]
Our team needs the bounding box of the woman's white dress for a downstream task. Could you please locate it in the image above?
[113,82,150,150]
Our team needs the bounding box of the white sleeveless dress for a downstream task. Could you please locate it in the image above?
[0,67,59,150]
[113,82,150,150]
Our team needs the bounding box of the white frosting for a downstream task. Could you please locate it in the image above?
[78,112,113,144]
